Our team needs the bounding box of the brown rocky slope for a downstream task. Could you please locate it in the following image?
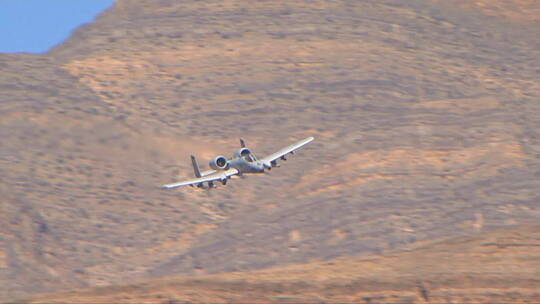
[1,0,539,301]
[23,225,540,303]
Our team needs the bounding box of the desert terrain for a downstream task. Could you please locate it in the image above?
[1,0,539,302]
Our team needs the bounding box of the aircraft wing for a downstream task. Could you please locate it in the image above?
[200,169,215,177]
[161,167,239,189]
[260,137,314,165]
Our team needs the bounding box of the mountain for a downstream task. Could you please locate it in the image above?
[2,0,539,301]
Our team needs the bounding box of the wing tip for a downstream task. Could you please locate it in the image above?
[303,136,314,143]
[161,183,179,189]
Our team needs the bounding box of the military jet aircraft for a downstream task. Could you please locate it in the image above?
[161,137,314,189]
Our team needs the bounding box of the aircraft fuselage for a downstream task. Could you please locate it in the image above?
[228,157,265,174]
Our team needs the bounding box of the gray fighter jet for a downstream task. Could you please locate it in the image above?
[161,137,314,189]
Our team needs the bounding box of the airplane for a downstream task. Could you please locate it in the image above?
[161,137,314,189]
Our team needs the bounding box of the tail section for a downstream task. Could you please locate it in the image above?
[240,138,246,148]
[191,155,202,178]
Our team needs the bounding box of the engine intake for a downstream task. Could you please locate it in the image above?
[234,148,252,158]
[209,155,229,170]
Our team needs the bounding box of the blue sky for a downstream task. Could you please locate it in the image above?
[0,0,114,53]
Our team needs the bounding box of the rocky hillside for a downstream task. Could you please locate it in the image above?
[22,225,540,303]
[2,0,539,301]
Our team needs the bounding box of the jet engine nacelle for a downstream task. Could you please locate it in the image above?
[234,148,252,159]
[209,155,229,170]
